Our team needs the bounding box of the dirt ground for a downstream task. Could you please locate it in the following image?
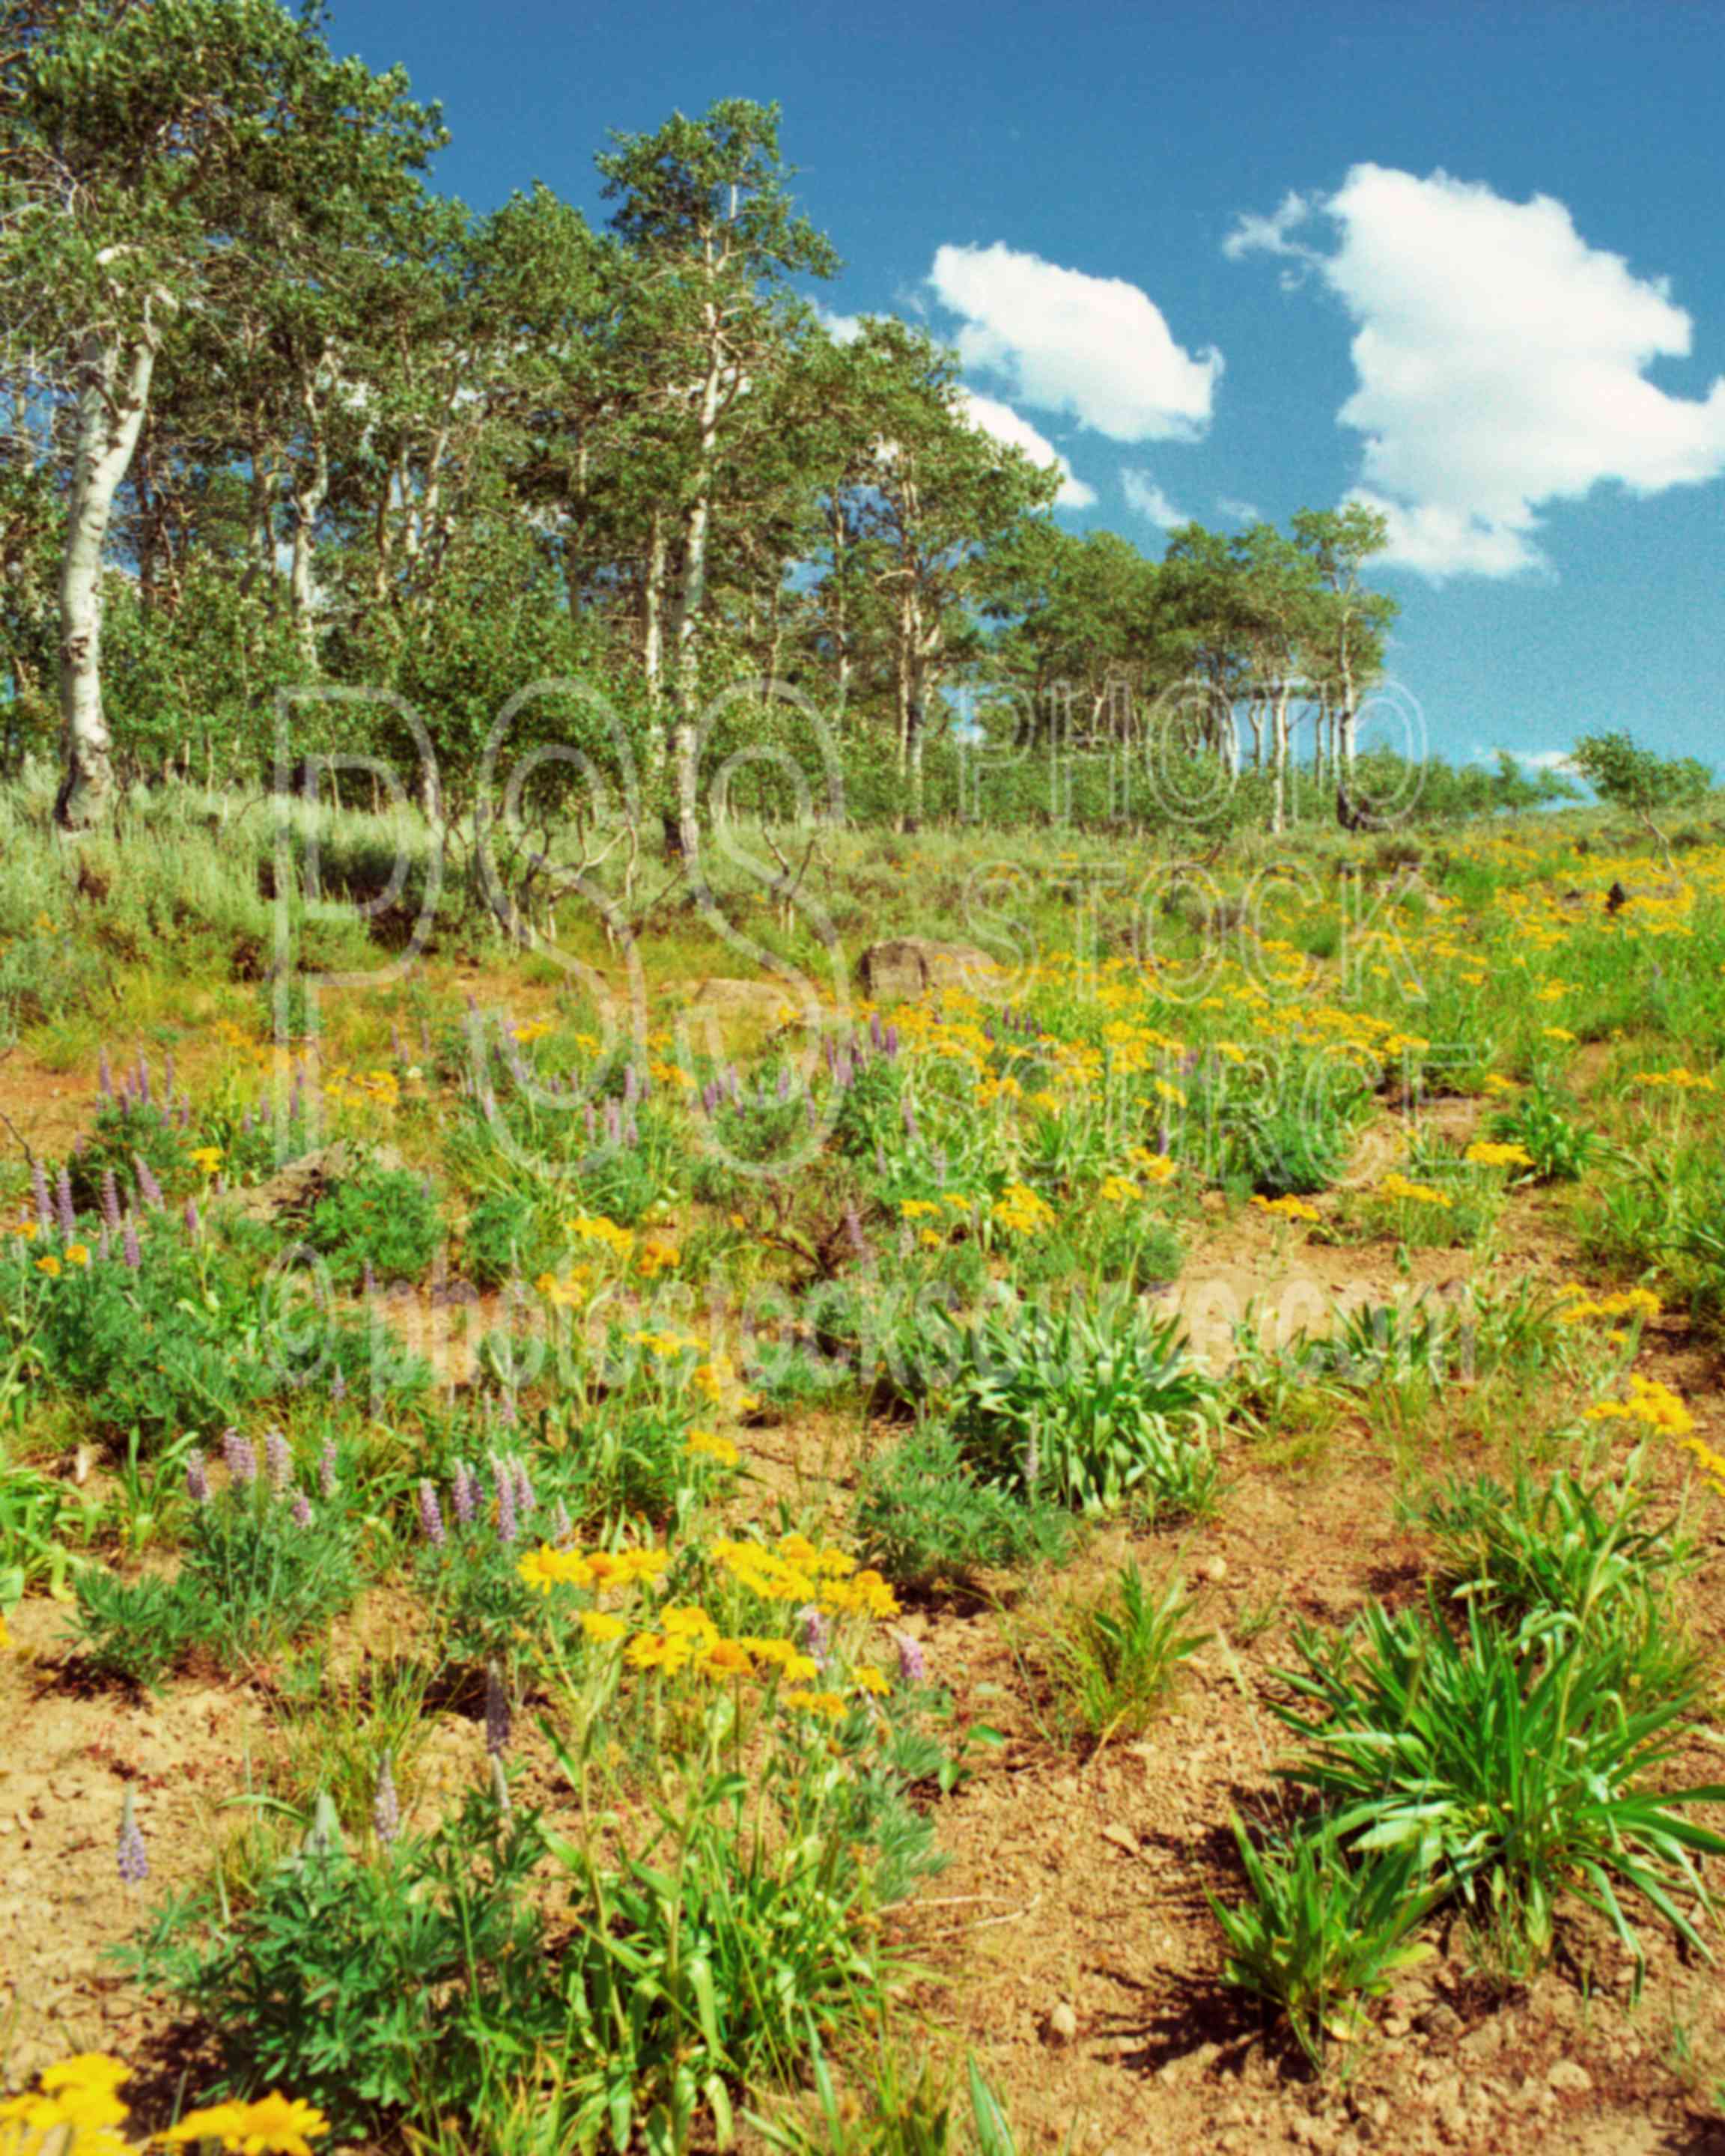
[7,1030,1725,2152]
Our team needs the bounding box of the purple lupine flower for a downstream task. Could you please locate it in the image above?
[491,1457,518,1545]
[264,1428,292,1492]
[550,1499,573,1547]
[484,1661,511,1756]
[496,1389,517,1430]
[30,1160,50,1234]
[136,1054,150,1106]
[55,1168,76,1240]
[869,1012,884,1053]
[183,1198,201,1237]
[512,1457,535,1519]
[100,1169,121,1234]
[133,1155,164,1212]
[290,1490,313,1528]
[451,1458,478,1527]
[373,1753,400,1845]
[701,1080,720,1116]
[901,1098,919,1142]
[362,1260,377,1298]
[117,1787,148,1885]
[418,1479,445,1544]
[845,1207,866,1255]
[98,1046,114,1100]
[894,1630,928,1687]
[122,1216,141,1270]
[776,1067,791,1103]
[240,1109,255,1138]
[330,1365,345,1404]
[223,1428,258,1487]
[186,1451,210,1505]
[797,1604,831,1668]
[318,1437,338,1501]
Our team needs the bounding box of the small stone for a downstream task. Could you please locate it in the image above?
[1198,1555,1228,1584]
[1545,2060,1591,2095]
[1100,1822,1140,1857]
[1046,2000,1078,2046]
[1459,2019,1503,2058]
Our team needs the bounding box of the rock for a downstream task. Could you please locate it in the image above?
[1045,2000,1078,2046]
[1545,2060,1592,2095]
[1418,2003,1464,2039]
[223,1139,403,1223]
[1459,2019,1503,2058]
[1197,1555,1228,1584]
[857,937,1000,1005]
[1099,1821,1140,1857]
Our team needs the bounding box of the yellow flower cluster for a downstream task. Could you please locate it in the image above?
[0,2053,327,2156]
[1252,1193,1321,1224]
[714,1533,900,1620]
[993,1181,1054,1236]
[1557,1285,1662,1327]
[1633,1068,1717,1092]
[1464,1140,1535,1171]
[323,1065,401,1112]
[1375,1175,1453,1211]
[516,1543,671,1595]
[1586,1375,1695,1437]
[684,1428,740,1467]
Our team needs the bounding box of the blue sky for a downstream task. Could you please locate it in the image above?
[338,0,1725,770]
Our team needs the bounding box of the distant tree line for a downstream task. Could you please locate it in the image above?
[0,0,1572,859]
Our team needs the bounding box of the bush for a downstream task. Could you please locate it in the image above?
[74,1443,359,1687]
[305,1166,441,1289]
[1210,1822,1437,2065]
[931,1293,1220,1517]
[1277,1598,1725,1979]
[853,1423,1074,1590]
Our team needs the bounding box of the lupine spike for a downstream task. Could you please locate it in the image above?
[451,1458,477,1526]
[186,1451,210,1505]
[318,1437,338,1500]
[491,1456,518,1545]
[223,1428,258,1486]
[895,1630,928,1686]
[122,1215,141,1269]
[797,1604,831,1668]
[290,1490,313,1528]
[30,1160,50,1233]
[100,1168,121,1234]
[55,1168,76,1240]
[418,1479,445,1545]
[117,1787,148,1885]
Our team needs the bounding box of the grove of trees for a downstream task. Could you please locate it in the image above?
[0,0,1572,857]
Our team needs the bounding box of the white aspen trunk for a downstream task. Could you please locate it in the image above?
[1271,689,1291,835]
[55,328,158,829]
[670,300,724,869]
[289,370,331,667]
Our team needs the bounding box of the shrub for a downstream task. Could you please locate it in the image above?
[1276,1598,1725,1979]
[852,1423,1074,1590]
[932,1293,1220,1517]
[1210,1821,1437,2065]
[305,1166,442,1290]
[1043,1557,1208,1742]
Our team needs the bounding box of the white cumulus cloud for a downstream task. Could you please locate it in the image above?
[929,241,1222,442]
[1121,470,1187,528]
[957,388,1096,508]
[1227,164,1725,578]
